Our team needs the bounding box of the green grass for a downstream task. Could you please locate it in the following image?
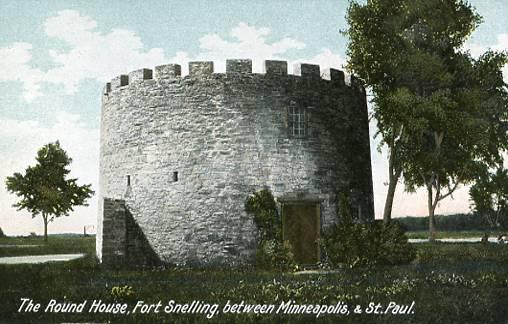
[0,236,507,323]
[0,235,95,257]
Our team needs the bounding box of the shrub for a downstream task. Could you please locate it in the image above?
[246,188,296,271]
[0,227,5,238]
[110,285,135,300]
[256,239,296,271]
[321,194,416,268]
[245,188,280,241]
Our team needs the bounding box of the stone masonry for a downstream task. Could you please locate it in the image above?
[97,59,374,267]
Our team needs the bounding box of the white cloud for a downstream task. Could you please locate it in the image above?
[0,10,167,100]
[0,113,99,235]
[490,33,508,53]
[296,48,347,77]
[170,22,345,75]
[1,13,347,100]
[44,9,98,45]
[43,10,166,93]
[465,42,486,59]
[195,22,306,72]
[0,43,45,101]
[139,22,345,75]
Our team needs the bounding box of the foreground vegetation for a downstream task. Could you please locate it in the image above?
[0,235,507,323]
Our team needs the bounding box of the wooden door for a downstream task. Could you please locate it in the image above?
[282,203,320,264]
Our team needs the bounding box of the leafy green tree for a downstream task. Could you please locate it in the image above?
[401,50,508,239]
[346,0,481,224]
[470,167,508,229]
[5,141,94,242]
[346,0,508,240]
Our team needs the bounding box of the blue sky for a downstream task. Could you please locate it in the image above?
[0,0,506,235]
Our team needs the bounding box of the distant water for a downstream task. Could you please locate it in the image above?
[0,253,85,264]
[409,238,501,243]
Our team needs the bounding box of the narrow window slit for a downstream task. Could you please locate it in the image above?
[173,171,178,182]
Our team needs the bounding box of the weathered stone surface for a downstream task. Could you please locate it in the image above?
[294,63,320,78]
[99,198,127,267]
[98,59,374,267]
[155,64,181,79]
[323,68,345,86]
[129,69,153,83]
[226,59,252,74]
[103,82,111,95]
[111,75,128,90]
[189,61,213,76]
[264,60,288,75]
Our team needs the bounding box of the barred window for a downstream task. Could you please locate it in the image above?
[289,106,306,137]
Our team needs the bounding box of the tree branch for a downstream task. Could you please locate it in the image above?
[438,180,460,202]
[432,173,441,210]
[419,170,427,187]
[434,131,444,151]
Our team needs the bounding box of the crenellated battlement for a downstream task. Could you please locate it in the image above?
[155,64,181,79]
[103,59,363,95]
[189,61,214,76]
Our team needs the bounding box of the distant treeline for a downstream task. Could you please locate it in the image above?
[394,213,508,232]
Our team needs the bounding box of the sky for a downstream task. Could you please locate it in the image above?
[0,0,506,235]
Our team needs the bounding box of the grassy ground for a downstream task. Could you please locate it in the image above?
[0,235,507,323]
[0,235,95,257]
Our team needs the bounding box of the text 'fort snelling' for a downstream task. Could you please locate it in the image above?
[18,298,415,318]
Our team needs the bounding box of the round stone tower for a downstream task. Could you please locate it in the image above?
[98,59,374,267]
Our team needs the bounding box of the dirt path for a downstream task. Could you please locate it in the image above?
[0,253,85,264]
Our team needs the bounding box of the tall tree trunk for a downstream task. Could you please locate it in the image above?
[427,185,436,242]
[383,143,401,224]
[43,214,48,243]
[426,131,445,242]
[383,173,399,224]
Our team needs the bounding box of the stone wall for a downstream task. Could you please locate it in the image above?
[100,198,127,267]
[98,59,374,267]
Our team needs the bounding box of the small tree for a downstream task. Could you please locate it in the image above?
[470,167,508,229]
[5,141,94,242]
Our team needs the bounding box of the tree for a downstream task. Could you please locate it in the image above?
[5,142,94,242]
[401,50,508,240]
[470,167,508,229]
[346,0,508,238]
[346,0,481,224]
